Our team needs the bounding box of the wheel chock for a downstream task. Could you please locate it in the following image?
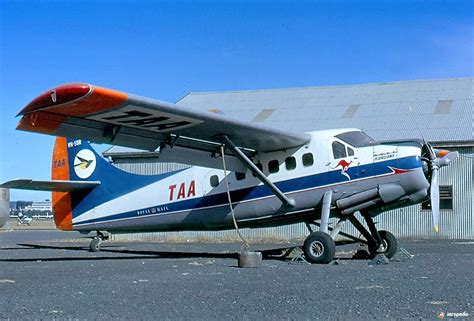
[368,253,390,265]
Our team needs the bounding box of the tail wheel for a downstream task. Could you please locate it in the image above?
[303,232,336,264]
[89,237,101,252]
[378,230,398,259]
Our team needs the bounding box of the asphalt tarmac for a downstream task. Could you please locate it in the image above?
[0,230,472,320]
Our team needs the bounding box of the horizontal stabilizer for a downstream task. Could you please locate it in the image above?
[1,179,101,192]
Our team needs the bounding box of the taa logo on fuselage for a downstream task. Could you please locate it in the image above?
[169,180,196,201]
[74,149,96,179]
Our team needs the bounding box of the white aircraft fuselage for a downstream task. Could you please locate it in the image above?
[68,129,429,234]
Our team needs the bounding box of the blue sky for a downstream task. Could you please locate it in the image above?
[0,0,473,201]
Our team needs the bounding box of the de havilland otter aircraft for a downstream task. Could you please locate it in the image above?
[2,83,459,263]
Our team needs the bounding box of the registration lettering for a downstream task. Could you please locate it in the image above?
[87,106,203,133]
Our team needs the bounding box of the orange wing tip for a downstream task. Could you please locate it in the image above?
[16,111,67,134]
[17,83,92,116]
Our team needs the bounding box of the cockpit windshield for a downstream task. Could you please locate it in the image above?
[335,131,375,147]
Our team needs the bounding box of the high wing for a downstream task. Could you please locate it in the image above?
[1,179,101,192]
[16,83,310,170]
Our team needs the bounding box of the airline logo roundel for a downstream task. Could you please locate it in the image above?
[73,149,96,179]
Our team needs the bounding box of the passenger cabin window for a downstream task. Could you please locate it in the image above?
[285,157,296,170]
[210,175,219,187]
[332,141,347,159]
[302,153,314,166]
[268,160,280,173]
[348,147,355,156]
[235,172,246,181]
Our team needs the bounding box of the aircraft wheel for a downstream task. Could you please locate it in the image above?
[378,230,398,259]
[303,232,336,264]
[89,237,101,252]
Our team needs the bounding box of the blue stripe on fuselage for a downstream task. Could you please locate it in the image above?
[73,156,421,227]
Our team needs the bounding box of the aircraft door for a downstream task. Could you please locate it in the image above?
[201,170,224,196]
[327,139,360,180]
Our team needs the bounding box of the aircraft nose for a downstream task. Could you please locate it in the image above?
[17,83,92,116]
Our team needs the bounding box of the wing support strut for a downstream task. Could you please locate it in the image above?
[220,135,296,208]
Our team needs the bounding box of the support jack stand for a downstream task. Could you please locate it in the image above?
[288,247,310,265]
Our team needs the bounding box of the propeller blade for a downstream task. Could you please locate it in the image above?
[426,143,436,160]
[431,168,440,232]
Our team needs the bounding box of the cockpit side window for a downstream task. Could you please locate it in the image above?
[332,141,347,159]
[335,131,374,147]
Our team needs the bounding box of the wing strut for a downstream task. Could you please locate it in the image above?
[220,135,296,208]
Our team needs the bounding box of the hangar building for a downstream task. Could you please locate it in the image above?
[104,78,473,241]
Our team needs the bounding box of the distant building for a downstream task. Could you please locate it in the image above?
[11,200,52,219]
[104,78,473,240]
[24,201,52,212]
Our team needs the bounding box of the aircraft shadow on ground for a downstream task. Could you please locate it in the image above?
[0,242,252,262]
[0,243,368,263]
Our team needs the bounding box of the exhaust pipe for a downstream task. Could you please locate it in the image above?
[337,183,407,215]
[336,188,378,209]
[341,198,382,215]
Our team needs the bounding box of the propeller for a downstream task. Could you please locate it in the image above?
[430,165,440,232]
[424,144,459,232]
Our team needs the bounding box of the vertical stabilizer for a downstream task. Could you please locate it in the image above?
[50,137,179,231]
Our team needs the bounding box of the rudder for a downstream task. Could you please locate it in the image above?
[51,137,73,230]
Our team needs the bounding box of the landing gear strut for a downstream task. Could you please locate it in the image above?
[89,231,109,252]
[302,191,336,264]
[349,211,398,259]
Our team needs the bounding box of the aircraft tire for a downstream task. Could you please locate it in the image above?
[303,232,336,264]
[89,237,101,252]
[378,230,398,259]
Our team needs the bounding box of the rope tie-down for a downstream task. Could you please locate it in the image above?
[220,144,261,268]
[219,145,249,251]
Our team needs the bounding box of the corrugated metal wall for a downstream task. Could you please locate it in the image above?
[111,147,473,242]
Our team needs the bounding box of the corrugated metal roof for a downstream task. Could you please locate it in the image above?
[176,78,473,144]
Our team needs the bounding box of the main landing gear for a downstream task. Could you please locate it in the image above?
[89,231,109,252]
[302,210,398,264]
[303,231,336,264]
